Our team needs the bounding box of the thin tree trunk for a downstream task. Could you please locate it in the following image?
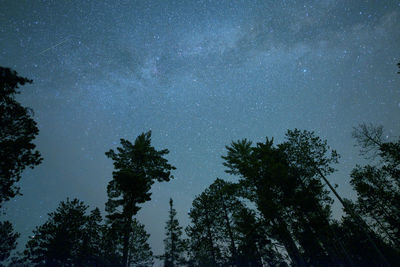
[297,176,355,267]
[316,169,391,267]
[205,209,217,266]
[274,215,307,267]
[170,201,175,267]
[220,195,238,266]
[122,216,133,267]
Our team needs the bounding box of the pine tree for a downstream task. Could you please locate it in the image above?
[105,131,175,266]
[79,208,103,265]
[186,192,222,267]
[128,219,154,267]
[0,67,42,206]
[222,130,349,266]
[1,67,42,263]
[0,221,19,262]
[186,179,254,267]
[351,123,400,248]
[23,198,103,266]
[233,207,286,267]
[161,198,186,267]
[222,137,307,267]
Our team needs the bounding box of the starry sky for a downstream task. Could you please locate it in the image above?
[1,0,400,259]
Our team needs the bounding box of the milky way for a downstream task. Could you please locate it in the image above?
[1,0,400,260]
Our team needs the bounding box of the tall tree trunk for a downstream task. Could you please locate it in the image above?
[316,169,390,267]
[122,216,133,267]
[170,203,175,267]
[220,196,237,266]
[205,209,217,266]
[274,215,307,267]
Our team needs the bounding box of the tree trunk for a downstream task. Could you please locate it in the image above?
[221,196,237,266]
[205,209,217,266]
[170,203,175,267]
[275,215,307,267]
[316,169,390,267]
[122,217,132,267]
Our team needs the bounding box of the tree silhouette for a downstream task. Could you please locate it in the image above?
[23,198,103,266]
[186,191,223,267]
[0,66,42,264]
[161,198,186,267]
[127,219,154,267]
[0,67,42,206]
[233,207,286,267]
[351,123,400,249]
[331,200,400,266]
[105,131,175,266]
[222,137,307,267]
[0,221,19,262]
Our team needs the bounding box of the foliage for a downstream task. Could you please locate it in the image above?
[186,190,223,267]
[0,67,42,206]
[331,207,400,266]
[128,219,154,267]
[0,221,19,262]
[105,131,175,265]
[161,198,186,267]
[186,178,281,267]
[23,198,103,266]
[0,66,43,264]
[222,129,343,266]
[351,123,400,248]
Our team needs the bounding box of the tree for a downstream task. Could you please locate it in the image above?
[186,192,223,267]
[0,221,19,262]
[79,208,103,265]
[351,123,400,248]
[279,129,347,265]
[23,198,103,266]
[222,137,307,266]
[186,178,268,267]
[221,130,355,266]
[331,201,400,266]
[233,207,286,267]
[127,219,154,267]
[161,198,186,267]
[105,131,175,266]
[0,67,42,264]
[0,67,42,206]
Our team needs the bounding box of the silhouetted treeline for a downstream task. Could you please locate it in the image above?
[1,65,400,266]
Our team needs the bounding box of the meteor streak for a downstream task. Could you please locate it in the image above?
[37,38,69,55]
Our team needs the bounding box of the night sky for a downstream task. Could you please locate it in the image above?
[1,0,400,259]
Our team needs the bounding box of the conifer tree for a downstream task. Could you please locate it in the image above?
[105,131,175,266]
[0,221,19,262]
[161,198,186,267]
[1,67,42,263]
[186,192,222,267]
[0,67,42,206]
[23,198,102,266]
[222,137,307,267]
[128,219,154,267]
[351,123,400,248]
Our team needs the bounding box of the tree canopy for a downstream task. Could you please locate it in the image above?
[105,131,175,266]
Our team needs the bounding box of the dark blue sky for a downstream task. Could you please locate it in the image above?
[1,0,400,259]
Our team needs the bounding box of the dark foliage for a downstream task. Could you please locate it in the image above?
[105,131,175,266]
[23,198,103,266]
[351,123,400,249]
[0,221,19,262]
[0,67,42,206]
[161,198,186,267]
